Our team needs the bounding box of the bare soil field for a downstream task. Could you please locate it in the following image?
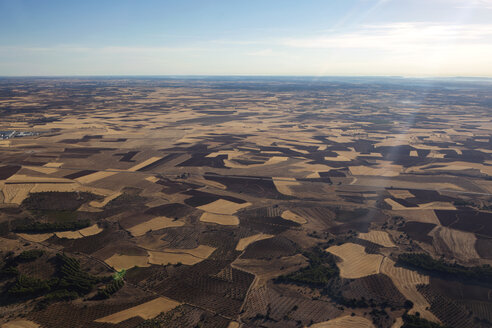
[309,315,375,327]
[95,297,181,323]
[358,230,396,248]
[1,321,39,328]
[235,233,274,251]
[326,243,384,278]
[127,216,185,236]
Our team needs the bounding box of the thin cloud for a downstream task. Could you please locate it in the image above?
[280,23,492,50]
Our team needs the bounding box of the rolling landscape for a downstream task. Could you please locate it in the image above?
[1,76,492,327]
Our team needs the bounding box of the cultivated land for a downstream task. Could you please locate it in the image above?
[0,77,492,327]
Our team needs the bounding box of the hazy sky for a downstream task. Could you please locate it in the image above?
[1,0,491,76]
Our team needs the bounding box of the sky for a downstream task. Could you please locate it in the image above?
[1,0,492,77]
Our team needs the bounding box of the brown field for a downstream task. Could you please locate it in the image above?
[1,183,34,204]
[78,224,103,237]
[88,191,122,208]
[430,226,479,261]
[197,199,251,215]
[1,320,39,328]
[309,315,375,327]
[387,189,414,199]
[358,230,395,248]
[232,254,308,284]
[147,245,216,265]
[104,254,150,271]
[95,297,181,323]
[272,177,301,196]
[75,171,118,184]
[127,217,185,236]
[17,233,54,242]
[236,233,274,251]
[281,210,307,224]
[326,243,384,278]
[227,322,240,328]
[54,231,84,239]
[391,317,403,328]
[127,156,163,172]
[389,209,441,224]
[199,212,239,225]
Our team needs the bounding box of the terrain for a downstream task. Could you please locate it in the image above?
[1,76,492,327]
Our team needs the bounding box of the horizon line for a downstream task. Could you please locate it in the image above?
[1,74,492,80]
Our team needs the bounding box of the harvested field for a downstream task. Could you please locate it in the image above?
[75,171,118,184]
[95,297,181,323]
[148,245,216,265]
[349,164,402,177]
[199,212,239,225]
[380,257,436,321]
[430,226,479,261]
[17,232,53,242]
[1,320,39,328]
[326,243,384,278]
[183,189,246,207]
[78,224,103,237]
[288,206,336,229]
[22,224,102,240]
[272,177,301,196]
[2,183,34,204]
[127,156,162,172]
[197,199,251,215]
[387,189,415,199]
[390,209,440,224]
[105,254,150,271]
[63,170,96,180]
[281,210,307,224]
[236,233,274,251]
[309,315,375,327]
[358,230,395,248]
[6,174,72,184]
[89,192,122,208]
[127,217,185,236]
[43,162,63,168]
[54,230,83,239]
[136,153,182,171]
[23,166,58,175]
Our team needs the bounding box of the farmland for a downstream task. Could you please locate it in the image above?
[1,77,492,327]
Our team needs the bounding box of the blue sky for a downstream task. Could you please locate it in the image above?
[1,0,491,76]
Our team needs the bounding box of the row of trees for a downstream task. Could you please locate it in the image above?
[398,253,492,284]
[13,219,90,233]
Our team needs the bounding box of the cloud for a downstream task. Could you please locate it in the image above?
[451,0,492,8]
[280,23,492,50]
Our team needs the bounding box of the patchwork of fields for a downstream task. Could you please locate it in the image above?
[1,77,492,327]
